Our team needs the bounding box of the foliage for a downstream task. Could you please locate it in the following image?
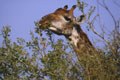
[0,25,120,80]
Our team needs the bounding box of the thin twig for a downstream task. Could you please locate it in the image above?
[87,16,110,45]
[98,0,117,29]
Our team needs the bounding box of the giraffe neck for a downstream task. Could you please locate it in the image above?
[66,24,93,55]
[69,26,80,47]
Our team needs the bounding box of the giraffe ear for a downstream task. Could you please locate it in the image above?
[77,15,86,24]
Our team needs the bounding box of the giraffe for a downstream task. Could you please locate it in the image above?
[38,5,95,58]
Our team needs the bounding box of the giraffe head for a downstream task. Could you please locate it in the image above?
[38,5,77,35]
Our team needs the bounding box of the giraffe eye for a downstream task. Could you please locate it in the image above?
[64,16,71,22]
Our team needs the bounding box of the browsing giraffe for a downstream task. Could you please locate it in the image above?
[38,5,95,58]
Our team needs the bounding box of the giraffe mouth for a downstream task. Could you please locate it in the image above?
[49,26,72,36]
[35,21,51,30]
[35,21,68,36]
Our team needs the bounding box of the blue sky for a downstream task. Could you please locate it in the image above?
[0,0,77,41]
[0,0,120,48]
